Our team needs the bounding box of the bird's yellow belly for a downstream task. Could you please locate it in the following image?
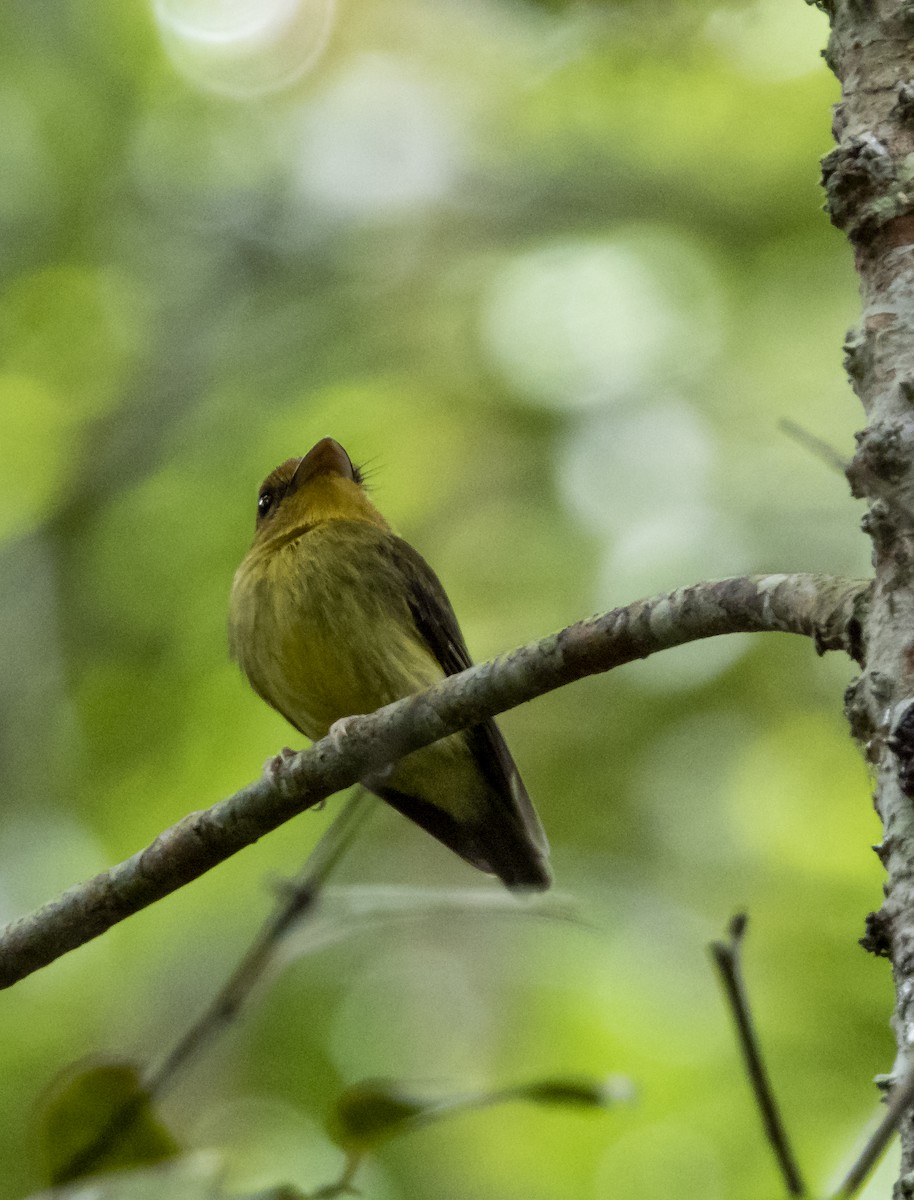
[231,536,444,741]
[274,622,442,740]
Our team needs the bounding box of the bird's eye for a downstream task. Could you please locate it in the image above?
[257,491,274,518]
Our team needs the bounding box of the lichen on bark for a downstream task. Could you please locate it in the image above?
[822,0,914,1187]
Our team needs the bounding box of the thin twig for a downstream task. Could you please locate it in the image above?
[710,913,807,1197]
[0,573,870,991]
[306,1152,361,1199]
[57,790,374,1183]
[145,787,375,1095]
[834,1068,914,1197]
[779,418,848,475]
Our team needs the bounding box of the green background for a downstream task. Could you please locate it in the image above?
[0,0,892,1196]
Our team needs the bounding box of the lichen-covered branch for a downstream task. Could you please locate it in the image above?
[821,0,914,1183]
[0,572,868,992]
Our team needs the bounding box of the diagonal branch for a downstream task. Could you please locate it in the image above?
[143,788,375,1098]
[711,913,806,1197]
[833,1068,914,1198]
[52,790,377,1184]
[0,572,869,992]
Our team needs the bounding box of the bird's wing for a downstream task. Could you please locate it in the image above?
[380,534,549,860]
[382,535,474,676]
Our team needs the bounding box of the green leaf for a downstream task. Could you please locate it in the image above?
[327,1080,431,1151]
[506,1074,635,1107]
[327,1072,631,1153]
[37,1060,181,1185]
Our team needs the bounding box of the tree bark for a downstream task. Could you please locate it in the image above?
[822,1,914,1190]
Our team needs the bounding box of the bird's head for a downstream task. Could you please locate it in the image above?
[251,437,386,544]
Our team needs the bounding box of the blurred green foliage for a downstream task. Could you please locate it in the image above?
[38,1061,179,1185]
[0,0,891,1197]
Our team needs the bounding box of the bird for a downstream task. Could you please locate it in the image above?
[228,436,551,891]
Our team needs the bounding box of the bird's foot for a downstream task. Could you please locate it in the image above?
[263,746,326,810]
[328,715,358,745]
[263,746,298,780]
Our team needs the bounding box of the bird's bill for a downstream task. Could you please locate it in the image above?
[292,437,356,489]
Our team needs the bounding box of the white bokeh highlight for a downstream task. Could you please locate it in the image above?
[599,506,755,690]
[481,232,722,410]
[153,0,335,97]
[559,393,753,690]
[559,399,716,534]
[295,56,461,218]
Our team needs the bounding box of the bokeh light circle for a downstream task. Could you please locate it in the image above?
[559,399,716,534]
[294,56,460,218]
[481,230,722,410]
[153,0,335,97]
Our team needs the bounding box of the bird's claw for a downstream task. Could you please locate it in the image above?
[328,715,357,745]
[263,746,297,780]
[264,746,326,812]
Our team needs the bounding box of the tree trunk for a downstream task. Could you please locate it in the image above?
[823,1,914,1191]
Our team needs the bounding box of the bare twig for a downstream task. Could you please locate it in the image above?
[306,1154,360,1199]
[779,419,848,475]
[710,913,806,1197]
[0,572,869,991]
[834,1069,914,1197]
[56,790,375,1183]
[55,804,581,1183]
[145,787,376,1096]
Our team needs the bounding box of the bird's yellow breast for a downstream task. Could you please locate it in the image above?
[229,520,445,741]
